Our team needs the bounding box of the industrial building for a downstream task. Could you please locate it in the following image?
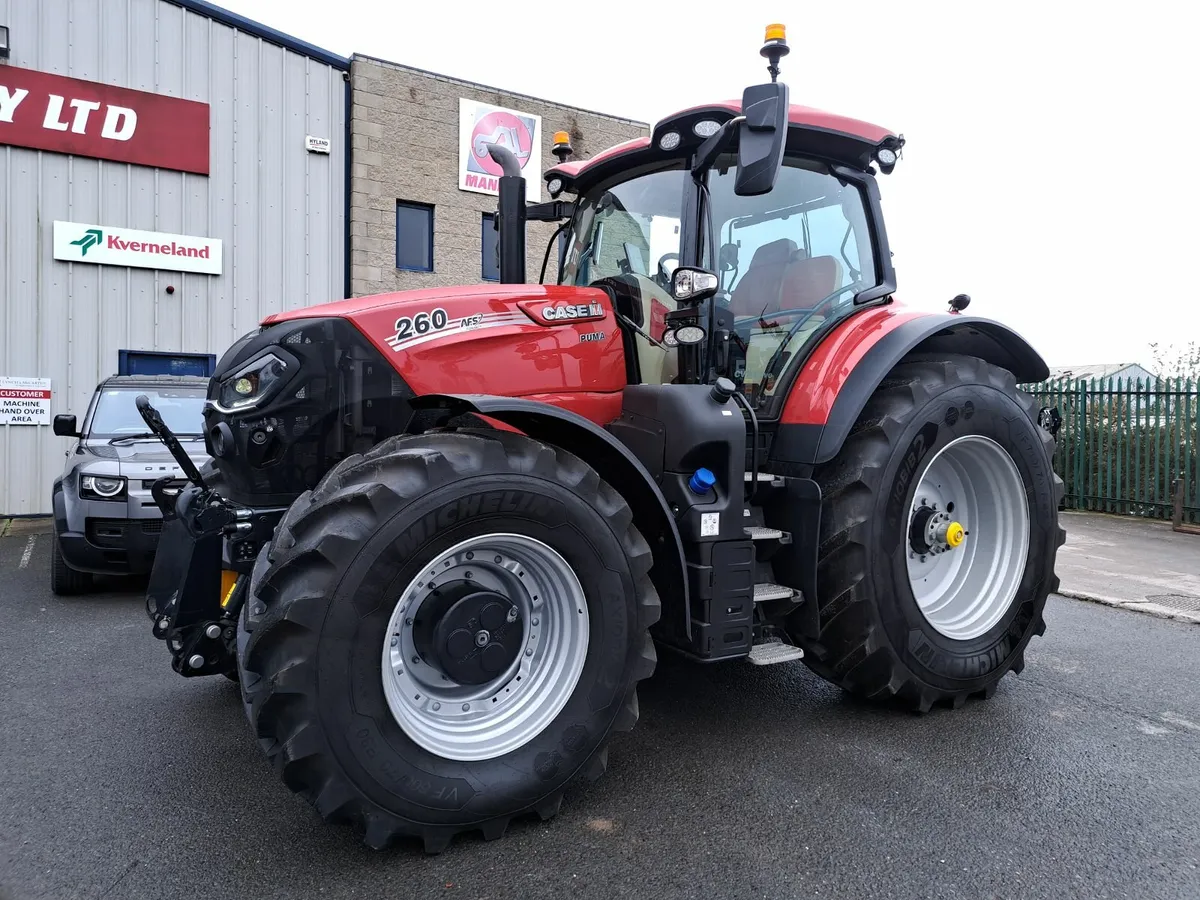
[0,0,645,515]
[346,55,646,296]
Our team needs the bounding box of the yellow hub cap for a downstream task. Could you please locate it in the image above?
[945,521,965,548]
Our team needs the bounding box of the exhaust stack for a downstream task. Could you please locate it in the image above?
[486,143,526,284]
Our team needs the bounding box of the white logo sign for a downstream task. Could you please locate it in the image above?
[53,220,222,275]
[458,99,541,200]
[305,134,331,154]
[0,376,52,426]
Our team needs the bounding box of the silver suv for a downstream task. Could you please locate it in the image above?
[50,375,210,595]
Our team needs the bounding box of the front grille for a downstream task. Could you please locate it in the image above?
[85,517,163,546]
[141,478,186,491]
[86,519,129,548]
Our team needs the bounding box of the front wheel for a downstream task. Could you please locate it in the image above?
[789,355,1064,711]
[237,430,659,851]
[50,534,93,596]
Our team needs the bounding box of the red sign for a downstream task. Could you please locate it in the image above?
[0,65,209,175]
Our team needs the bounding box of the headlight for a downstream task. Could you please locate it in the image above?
[215,353,290,413]
[81,474,127,500]
[673,325,707,345]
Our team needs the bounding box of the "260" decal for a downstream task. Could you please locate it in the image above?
[390,308,449,342]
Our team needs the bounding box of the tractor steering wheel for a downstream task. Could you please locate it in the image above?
[733,280,861,331]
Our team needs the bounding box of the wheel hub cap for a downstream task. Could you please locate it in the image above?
[381,533,589,761]
[905,435,1030,641]
[419,585,522,685]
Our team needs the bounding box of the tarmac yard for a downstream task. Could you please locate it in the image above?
[1,516,1198,900]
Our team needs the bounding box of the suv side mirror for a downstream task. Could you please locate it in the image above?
[735,81,789,196]
[53,414,79,437]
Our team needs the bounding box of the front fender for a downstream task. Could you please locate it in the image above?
[410,393,690,636]
[773,311,1049,467]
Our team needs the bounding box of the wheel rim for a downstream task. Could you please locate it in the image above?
[381,533,589,761]
[905,435,1030,641]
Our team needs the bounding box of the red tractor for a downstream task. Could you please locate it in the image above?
[138,26,1064,852]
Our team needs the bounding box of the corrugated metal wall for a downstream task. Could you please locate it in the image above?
[0,0,348,514]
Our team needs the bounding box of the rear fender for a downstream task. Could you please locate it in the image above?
[410,393,690,636]
[772,313,1049,467]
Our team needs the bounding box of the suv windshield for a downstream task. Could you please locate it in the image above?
[562,157,877,408]
[86,387,207,439]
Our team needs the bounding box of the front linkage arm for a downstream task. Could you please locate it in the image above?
[136,395,281,677]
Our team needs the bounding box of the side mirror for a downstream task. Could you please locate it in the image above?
[53,414,79,437]
[718,242,739,272]
[734,81,789,196]
[671,266,719,303]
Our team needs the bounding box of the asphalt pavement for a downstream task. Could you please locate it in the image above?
[1055,511,1200,621]
[2,526,1199,900]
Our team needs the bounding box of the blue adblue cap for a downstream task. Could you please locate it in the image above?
[688,467,717,495]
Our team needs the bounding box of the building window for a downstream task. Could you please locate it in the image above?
[396,201,434,271]
[482,213,500,282]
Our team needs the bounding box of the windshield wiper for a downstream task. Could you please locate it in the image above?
[109,432,203,444]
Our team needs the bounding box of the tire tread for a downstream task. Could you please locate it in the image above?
[238,429,659,851]
[790,355,1064,711]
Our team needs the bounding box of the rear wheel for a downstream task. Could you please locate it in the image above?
[788,355,1064,710]
[237,430,659,851]
[50,534,93,595]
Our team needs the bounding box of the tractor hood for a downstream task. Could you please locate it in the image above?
[204,283,627,506]
[261,283,597,326]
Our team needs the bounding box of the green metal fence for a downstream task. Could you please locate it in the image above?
[1023,377,1199,524]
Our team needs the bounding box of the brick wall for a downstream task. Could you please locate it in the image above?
[348,55,649,297]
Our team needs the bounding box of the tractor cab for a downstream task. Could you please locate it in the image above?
[521,24,904,414]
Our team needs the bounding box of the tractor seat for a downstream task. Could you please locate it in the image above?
[730,238,797,320]
[730,240,844,321]
[779,255,843,314]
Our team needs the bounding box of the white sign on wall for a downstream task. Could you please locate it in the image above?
[52,221,223,275]
[305,135,331,154]
[458,98,542,201]
[0,377,52,425]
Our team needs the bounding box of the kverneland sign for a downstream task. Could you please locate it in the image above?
[53,221,222,275]
[0,65,209,175]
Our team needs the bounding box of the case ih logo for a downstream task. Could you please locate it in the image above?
[541,303,605,322]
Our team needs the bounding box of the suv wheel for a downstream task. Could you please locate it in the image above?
[50,534,93,596]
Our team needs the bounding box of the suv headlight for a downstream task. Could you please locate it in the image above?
[81,474,127,500]
[214,353,290,413]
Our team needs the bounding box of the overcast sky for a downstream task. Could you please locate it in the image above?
[223,0,1197,371]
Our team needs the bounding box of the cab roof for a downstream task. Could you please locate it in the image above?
[545,101,898,196]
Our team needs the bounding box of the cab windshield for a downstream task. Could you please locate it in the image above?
[560,167,685,290]
[562,157,878,409]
